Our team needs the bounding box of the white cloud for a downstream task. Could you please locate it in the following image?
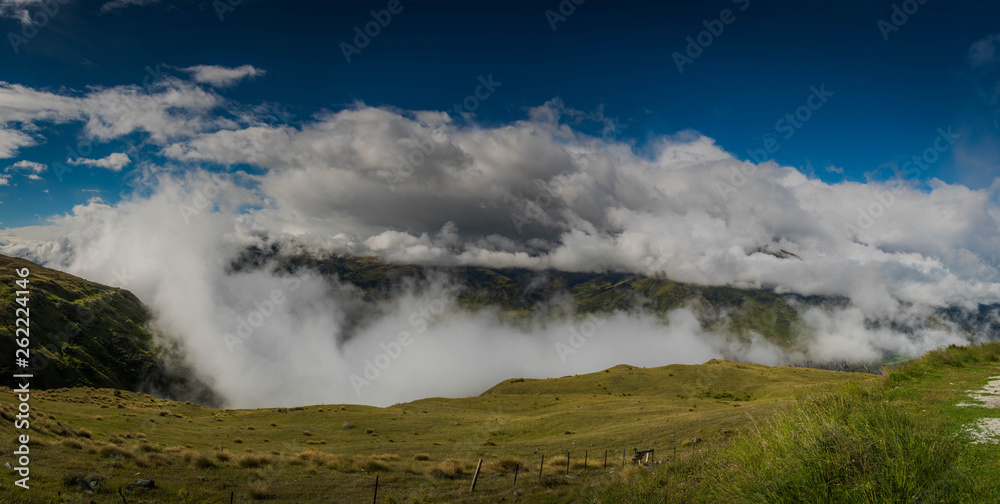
[181,65,266,87]
[159,100,1000,311]
[825,164,844,174]
[100,0,161,13]
[0,174,9,186]
[0,0,44,24]
[68,152,131,172]
[0,128,37,159]
[25,173,41,180]
[0,78,229,157]
[3,97,1000,407]
[6,160,45,173]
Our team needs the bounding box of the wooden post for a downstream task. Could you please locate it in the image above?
[604,449,608,469]
[513,462,519,487]
[470,459,483,492]
[539,455,545,482]
[118,487,128,504]
[621,449,626,468]
[566,451,570,475]
[373,474,379,504]
[584,450,588,469]
[230,491,234,504]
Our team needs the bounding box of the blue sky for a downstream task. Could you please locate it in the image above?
[0,0,999,227]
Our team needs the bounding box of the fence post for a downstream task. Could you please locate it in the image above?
[373,474,379,504]
[470,459,483,492]
[622,449,626,468]
[513,462,519,487]
[539,455,544,482]
[584,449,588,469]
[566,451,570,475]
[230,491,234,504]
[604,449,608,469]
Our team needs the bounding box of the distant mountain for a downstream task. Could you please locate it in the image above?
[0,254,216,404]
[230,246,814,347]
[230,245,1000,366]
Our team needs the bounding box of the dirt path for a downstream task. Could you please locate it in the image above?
[957,375,1000,444]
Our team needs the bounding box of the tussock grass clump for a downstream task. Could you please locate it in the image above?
[76,428,92,438]
[98,444,135,459]
[297,449,329,464]
[429,458,472,479]
[248,480,273,500]
[60,438,86,450]
[545,455,569,471]
[412,453,431,461]
[236,453,273,468]
[488,455,521,472]
[296,451,395,473]
[706,382,963,503]
[137,442,162,453]
[186,451,216,469]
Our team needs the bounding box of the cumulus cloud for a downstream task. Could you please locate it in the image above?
[0,0,44,24]
[2,95,1000,407]
[181,65,266,87]
[0,78,228,155]
[0,128,37,159]
[159,100,1000,310]
[100,0,160,13]
[68,152,130,172]
[6,160,45,173]
[0,174,9,186]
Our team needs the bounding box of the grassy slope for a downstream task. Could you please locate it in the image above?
[0,255,160,391]
[600,343,1000,503]
[0,361,870,503]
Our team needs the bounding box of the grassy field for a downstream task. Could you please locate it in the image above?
[0,360,870,503]
[3,344,1000,503]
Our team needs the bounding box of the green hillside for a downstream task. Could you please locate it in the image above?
[2,344,1000,503]
[0,359,873,503]
[0,255,212,402]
